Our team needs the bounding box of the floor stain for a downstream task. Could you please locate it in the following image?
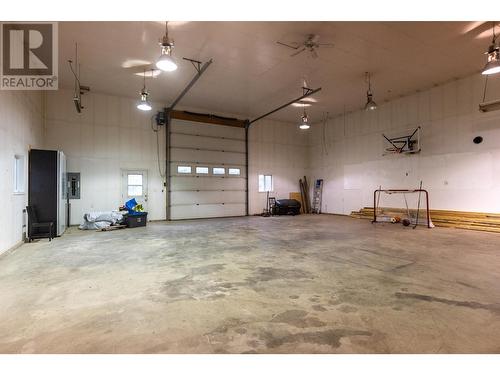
[312,304,327,312]
[245,267,314,284]
[271,310,326,328]
[395,292,500,314]
[161,275,235,301]
[338,305,358,314]
[456,281,480,290]
[191,264,226,275]
[271,310,307,322]
[328,299,342,306]
[260,329,372,349]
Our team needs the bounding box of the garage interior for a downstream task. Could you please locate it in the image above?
[1,21,500,354]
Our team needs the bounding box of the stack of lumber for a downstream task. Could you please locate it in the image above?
[350,207,500,233]
[299,176,312,214]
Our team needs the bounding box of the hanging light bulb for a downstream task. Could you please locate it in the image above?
[137,92,152,111]
[136,70,152,111]
[364,72,378,111]
[299,107,310,130]
[156,22,178,72]
[482,23,500,75]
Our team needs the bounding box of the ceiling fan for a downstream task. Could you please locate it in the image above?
[277,34,334,58]
[462,21,499,39]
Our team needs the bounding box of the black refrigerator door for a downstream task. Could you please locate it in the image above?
[28,149,58,228]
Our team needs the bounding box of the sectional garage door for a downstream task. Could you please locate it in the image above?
[169,119,246,220]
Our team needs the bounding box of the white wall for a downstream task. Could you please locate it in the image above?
[0,91,44,255]
[308,74,500,215]
[249,118,309,214]
[45,89,307,221]
[44,89,167,224]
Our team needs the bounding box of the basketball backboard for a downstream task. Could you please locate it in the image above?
[382,126,421,156]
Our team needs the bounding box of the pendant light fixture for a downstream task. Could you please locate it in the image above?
[482,23,500,75]
[364,72,377,111]
[137,70,152,111]
[156,21,178,72]
[299,107,310,130]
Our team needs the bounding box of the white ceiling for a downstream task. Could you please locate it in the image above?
[58,21,496,123]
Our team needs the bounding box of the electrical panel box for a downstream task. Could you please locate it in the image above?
[67,172,81,199]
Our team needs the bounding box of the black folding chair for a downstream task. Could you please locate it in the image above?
[26,206,55,242]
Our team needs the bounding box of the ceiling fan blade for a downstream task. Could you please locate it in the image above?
[122,62,151,70]
[311,49,319,59]
[462,21,500,40]
[318,43,335,48]
[462,21,489,36]
[291,47,306,57]
[123,63,161,77]
[277,41,300,50]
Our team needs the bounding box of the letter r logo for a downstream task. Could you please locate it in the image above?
[2,23,53,75]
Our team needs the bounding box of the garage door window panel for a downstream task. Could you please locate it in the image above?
[178,166,192,174]
[213,167,226,175]
[196,166,209,174]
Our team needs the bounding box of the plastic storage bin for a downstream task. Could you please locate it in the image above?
[126,212,147,228]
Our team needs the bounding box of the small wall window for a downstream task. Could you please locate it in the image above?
[213,167,226,175]
[177,165,192,174]
[196,166,209,174]
[228,168,240,175]
[127,174,143,196]
[258,174,273,192]
[13,155,25,194]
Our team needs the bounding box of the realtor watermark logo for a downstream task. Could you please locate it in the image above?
[0,22,58,90]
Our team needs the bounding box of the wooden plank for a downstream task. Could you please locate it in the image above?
[171,110,247,128]
[350,206,500,233]
[303,176,311,214]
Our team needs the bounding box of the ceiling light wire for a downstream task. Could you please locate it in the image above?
[482,74,489,102]
[150,114,166,179]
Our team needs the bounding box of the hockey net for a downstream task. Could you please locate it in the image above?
[372,189,434,228]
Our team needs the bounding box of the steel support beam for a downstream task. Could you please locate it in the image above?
[165,109,172,221]
[168,59,213,112]
[249,87,322,126]
[244,120,250,216]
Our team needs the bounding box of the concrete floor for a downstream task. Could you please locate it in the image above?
[0,214,499,353]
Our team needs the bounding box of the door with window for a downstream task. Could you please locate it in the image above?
[122,170,148,212]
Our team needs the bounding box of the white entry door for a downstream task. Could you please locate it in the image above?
[122,169,148,211]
